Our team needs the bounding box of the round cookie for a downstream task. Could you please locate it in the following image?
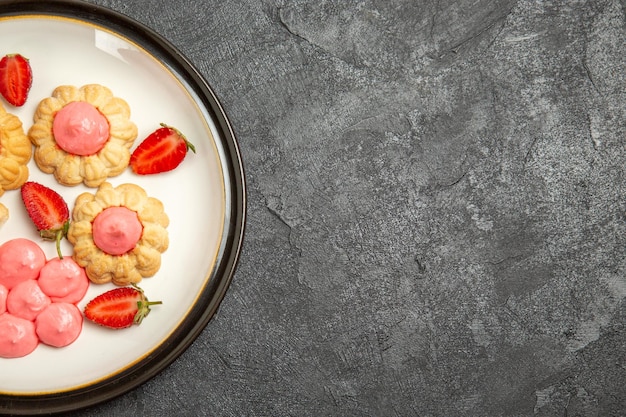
[68,182,169,285]
[28,84,138,187]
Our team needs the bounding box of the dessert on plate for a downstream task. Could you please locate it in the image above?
[35,302,83,348]
[0,102,31,221]
[0,238,89,357]
[28,84,138,187]
[68,182,169,285]
[0,238,47,290]
[0,203,7,227]
[0,313,39,358]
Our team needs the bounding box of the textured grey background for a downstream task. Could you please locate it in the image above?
[71,0,625,416]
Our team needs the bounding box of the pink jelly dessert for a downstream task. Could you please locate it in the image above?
[92,206,143,255]
[0,284,9,314]
[0,313,39,358]
[52,101,110,156]
[38,257,89,304]
[0,284,7,314]
[35,303,83,348]
[0,238,46,290]
[6,280,51,321]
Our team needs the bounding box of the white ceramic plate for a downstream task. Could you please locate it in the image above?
[0,0,245,414]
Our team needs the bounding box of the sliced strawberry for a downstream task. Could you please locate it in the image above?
[84,285,162,329]
[130,123,195,175]
[0,54,32,107]
[21,181,70,259]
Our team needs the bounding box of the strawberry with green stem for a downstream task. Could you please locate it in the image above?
[84,284,162,329]
[21,181,70,259]
[130,123,195,175]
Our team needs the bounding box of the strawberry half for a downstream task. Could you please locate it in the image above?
[0,54,32,107]
[21,181,70,258]
[84,285,162,329]
[130,123,195,175]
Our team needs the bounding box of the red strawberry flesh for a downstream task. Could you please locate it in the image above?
[130,123,195,175]
[0,54,32,107]
[21,181,70,258]
[84,286,161,329]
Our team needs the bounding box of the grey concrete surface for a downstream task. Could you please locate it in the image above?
[75,0,625,415]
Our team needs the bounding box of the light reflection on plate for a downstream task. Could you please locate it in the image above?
[0,1,245,414]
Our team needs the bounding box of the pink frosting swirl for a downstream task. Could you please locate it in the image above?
[53,101,110,155]
[0,314,39,358]
[92,206,143,255]
[0,239,46,290]
[38,258,89,304]
[35,303,83,348]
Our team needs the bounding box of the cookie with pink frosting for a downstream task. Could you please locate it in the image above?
[68,182,169,285]
[28,84,138,187]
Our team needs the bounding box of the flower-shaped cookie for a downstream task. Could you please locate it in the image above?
[0,102,31,196]
[28,84,138,187]
[67,182,169,285]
